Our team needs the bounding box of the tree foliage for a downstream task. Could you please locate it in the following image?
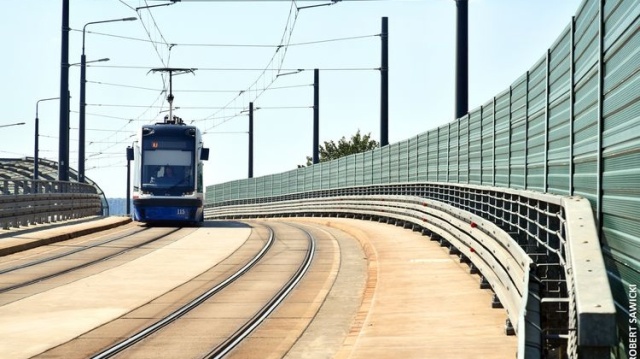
[303,130,379,167]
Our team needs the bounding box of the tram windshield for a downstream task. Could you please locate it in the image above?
[141,149,195,191]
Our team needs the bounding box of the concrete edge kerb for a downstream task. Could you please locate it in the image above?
[0,217,132,256]
[305,218,379,359]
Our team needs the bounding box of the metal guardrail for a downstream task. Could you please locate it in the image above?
[205,182,616,359]
[0,179,102,229]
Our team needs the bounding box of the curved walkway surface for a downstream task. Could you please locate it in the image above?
[292,217,517,359]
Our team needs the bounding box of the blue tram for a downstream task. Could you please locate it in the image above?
[131,116,209,224]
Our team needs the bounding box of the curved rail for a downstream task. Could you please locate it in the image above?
[90,226,276,359]
[204,182,616,359]
[205,222,316,358]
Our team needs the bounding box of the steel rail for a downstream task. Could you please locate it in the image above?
[90,225,276,359]
[204,222,316,359]
[0,227,180,294]
[0,227,149,275]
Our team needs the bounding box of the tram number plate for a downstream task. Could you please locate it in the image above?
[177,208,188,216]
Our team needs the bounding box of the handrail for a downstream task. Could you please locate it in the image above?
[562,196,617,353]
[0,179,98,195]
[205,182,616,358]
[0,179,102,229]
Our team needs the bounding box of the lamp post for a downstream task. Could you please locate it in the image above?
[59,0,70,182]
[380,17,388,147]
[126,146,133,216]
[79,17,136,183]
[35,97,60,181]
[455,0,469,119]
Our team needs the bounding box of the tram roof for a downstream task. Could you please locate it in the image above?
[142,123,199,136]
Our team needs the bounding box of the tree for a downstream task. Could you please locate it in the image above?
[302,130,380,167]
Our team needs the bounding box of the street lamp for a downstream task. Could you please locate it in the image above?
[70,57,110,67]
[0,122,25,129]
[35,97,60,181]
[79,17,136,183]
[135,0,180,11]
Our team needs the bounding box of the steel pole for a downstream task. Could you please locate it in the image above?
[79,17,136,183]
[126,147,131,216]
[79,53,87,183]
[313,69,320,164]
[381,17,389,146]
[455,0,469,119]
[58,0,70,181]
[35,97,60,182]
[34,114,39,182]
[126,146,134,216]
[249,102,254,178]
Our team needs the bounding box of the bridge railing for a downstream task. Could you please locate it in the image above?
[205,182,616,358]
[0,179,102,229]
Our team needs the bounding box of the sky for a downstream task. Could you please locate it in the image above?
[1,0,584,199]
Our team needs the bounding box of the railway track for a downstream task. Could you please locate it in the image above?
[81,222,316,359]
[90,224,278,358]
[0,226,190,303]
[0,225,151,275]
[0,220,358,359]
[204,222,315,359]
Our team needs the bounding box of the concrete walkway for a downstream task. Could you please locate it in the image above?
[294,218,517,359]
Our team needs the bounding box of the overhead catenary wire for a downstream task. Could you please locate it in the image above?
[86,151,123,155]
[87,80,313,93]
[140,0,384,2]
[71,127,136,133]
[81,91,162,139]
[119,0,173,112]
[77,110,242,123]
[86,104,248,109]
[198,0,301,131]
[95,0,372,143]
[84,90,166,158]
[85,103,310,109]
[71,110,141,121]
[82,0,370,163]
[85,0,179,162]
[86,80,161,92]
[86,162,127,170]
[74,28,379,48]
[143,0,374,1]
[136,0,171,68]
[88,65,379,71]
[117,0,136,11]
